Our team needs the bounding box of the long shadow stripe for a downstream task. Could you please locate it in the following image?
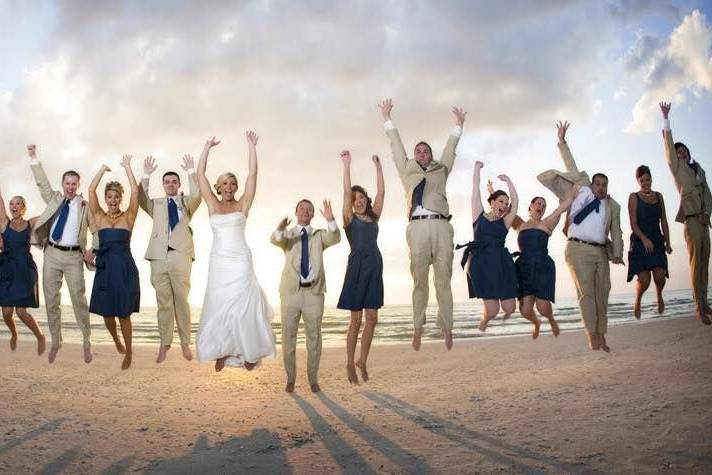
[0,418,69,454]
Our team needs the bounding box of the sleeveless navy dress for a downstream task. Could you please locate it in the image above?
[89,228,140,318]
[514,228,556,302]
[460,212,518,300]
[337,217,384,311]
[0,226,39,308]
[627,193,668,282]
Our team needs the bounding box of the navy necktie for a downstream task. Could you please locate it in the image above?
[300,228,309,279]
[411,178,425,215]
[168,198,179,231]
[51,199,70,242]
[573,197,601,225]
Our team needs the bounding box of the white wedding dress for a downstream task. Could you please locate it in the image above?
[197,212,275,367]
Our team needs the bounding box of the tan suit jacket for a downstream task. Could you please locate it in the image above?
[30,162,92,254]
[386,128,460,218]
[543,142,623,261]
[138,174,202,260]
[663,129,712,225]
[270,226,341,296]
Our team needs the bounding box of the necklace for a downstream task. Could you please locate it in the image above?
[107,210,124,225]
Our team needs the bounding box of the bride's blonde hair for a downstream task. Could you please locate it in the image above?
[104,181,124,199]
[214,172,238,195]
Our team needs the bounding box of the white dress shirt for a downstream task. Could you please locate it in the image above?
[568,186,607,244]
[49,195,82,247]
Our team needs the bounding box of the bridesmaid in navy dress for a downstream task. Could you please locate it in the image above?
[87,155,140,370]
[627,165,672,319]
[510,184,579,339]
[337,150,384,384]
[461,161,519,332]
[0,188,46,354]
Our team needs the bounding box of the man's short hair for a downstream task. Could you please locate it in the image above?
[162,171,181,182]
[62,170,80,182]
[295,199,314,213]
[591,173,608,184]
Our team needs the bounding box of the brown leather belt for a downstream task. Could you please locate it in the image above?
[568,237,605,248]
[409,214,449,221]
[48,241,81,252]
[299,281,313,288]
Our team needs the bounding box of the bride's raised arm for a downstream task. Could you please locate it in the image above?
[197,136,221,214]
[239,131,259,217]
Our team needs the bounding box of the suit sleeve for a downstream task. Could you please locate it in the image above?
[610,202,624,260]
[30,162,57,204]
[701,169,712,219]
[557,142,581,175]
[270,230,289,250]
[386,128,409,183]
[320,227,341,249]
[185,172,202,215]
[439,133,461,175]
[662,129,680,176]
[138,178,154,216]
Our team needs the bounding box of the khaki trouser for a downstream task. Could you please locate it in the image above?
[565,240,610,335]
[42,245,91,349]
[684,217,711,310]
[280,290,324,385]
[405,219,454,331]
[150,251,193,346]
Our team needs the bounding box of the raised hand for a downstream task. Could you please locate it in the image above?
[659,101,671,119]
[497,174,511,184]
[320,199,335,221]
[378,98,393,121]
[277,216,291,231]
[120,154,133,169]
[372,154,381,166]
[556,120,570,143]
[452,107,467,127]
[27,144,37,159]
[475,160,484,170]
[246,130,259,147]
[143,156,157,175]
[340,150,351,166]
[205,136,221,149]
[181,154,194,171]
[486,179,495,195]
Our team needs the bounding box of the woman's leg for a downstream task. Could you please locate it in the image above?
[652,267,667,314]
[2,307,17,350]
[356,309,378,382]
[535,299,559,337]
[104,317,126,354]
[634,270,651,319]
[518,296,540,339]
[479,300,500,331]
[118,317,132,370]
[346,310,363,384]
[15,308,46,355]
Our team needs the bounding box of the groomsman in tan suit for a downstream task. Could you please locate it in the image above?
[378,98,466,351]
[27,144,94,363]
[538,122,624,352]
[139,156,202,362]
[659,102,712,324]
[270,199,340,393]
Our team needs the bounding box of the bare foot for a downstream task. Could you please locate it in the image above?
[695,310,711,325]
[532,320,540,340]
[411,327,423,351]
[310,383,321,393]
[346,364,359,384]
[599,335,611,353]
[114,339,126,355]
[10,334,17,351]
[156,345,170,363]
[478,316,490,332]
[84,345,93,363]
[657,294,665,314]
[121,353,132,370]
[181,343,193,361]
[285,382,295,393]
[586,332,600,350]
[502,312,511,321]
[548,317,560,337]
[48,344,60,363]
[355,360,369,382]
[633,301,641,319]
[215,357,228,372]
[37,335,46,356]
[444,330,453,350]
[244,361,256,371]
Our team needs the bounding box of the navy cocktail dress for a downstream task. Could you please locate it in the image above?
[514,228,556,302]
[0,226,39,308]
[627,193,668,282]
[337,217,384,311]
[89,228,140,318]
[461,212,518,300]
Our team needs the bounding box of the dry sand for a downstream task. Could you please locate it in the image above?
[1,316,711,474]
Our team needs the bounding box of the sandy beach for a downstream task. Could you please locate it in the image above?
[1,316,711,474]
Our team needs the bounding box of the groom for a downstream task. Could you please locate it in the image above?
[270,199,340,393]
[139,155,202,363]
[27,144,94,363]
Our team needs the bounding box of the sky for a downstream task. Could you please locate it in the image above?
[1,0,711,307]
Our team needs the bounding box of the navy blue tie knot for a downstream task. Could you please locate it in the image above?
[300,228,309,279]
[573,197,601,225]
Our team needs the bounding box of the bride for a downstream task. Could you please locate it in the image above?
[195,132,275,371]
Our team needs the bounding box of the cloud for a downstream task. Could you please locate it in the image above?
[626,9,712,133]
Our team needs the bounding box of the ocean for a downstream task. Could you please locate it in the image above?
[0,288,700,348]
